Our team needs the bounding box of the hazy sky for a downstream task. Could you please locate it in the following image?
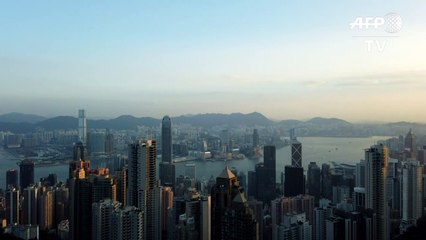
[1,1,426,122]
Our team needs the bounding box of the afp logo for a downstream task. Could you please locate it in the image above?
[350,13,402,33]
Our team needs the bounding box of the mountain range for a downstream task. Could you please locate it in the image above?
[0,112,425,137]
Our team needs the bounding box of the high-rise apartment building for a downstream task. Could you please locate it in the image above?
[6,187,20,225]
[127,139,161,240]
[365,144,389,240]
[22,185,38,225]
[401,160,423,224]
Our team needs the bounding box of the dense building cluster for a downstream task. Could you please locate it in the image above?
[0,110,425,240]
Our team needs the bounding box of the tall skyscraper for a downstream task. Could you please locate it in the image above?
[39,187,55,231]
[401,160,423,224]
[284,165,305,197]
[78,109,87,144]
[253,145,276,206]
[253,129,259,147]
[19,159,34,190]
[92,199,122,240]
[211,166,241,239]
[22,185,38,225]
[221,192,259,240]
[162,116,172,163]
[404,129,416,159]
[6,187,20,225]
[291,141,302,168]
[111,206,144,240]
[69,170,116,240]
[161,187,174,240]
[160,162,176,189]
[115,169,127,206]
[307,162,321,205]
[73,141,88,161]
[127,139,161,240]
[365,144,389,240]
[6,169,18,189]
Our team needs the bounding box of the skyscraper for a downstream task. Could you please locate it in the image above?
[6,169,18,189]
[307,162,321,205]
[6,187,20,225]
[22,185,38,225]
[253,129,259,148]
[284,165,305,197]
[221,192,259,240]
[159,162,176,188]
[365,144,389,240]
[401,160,423,224]
[127,139,161,239]
[162,116,172,163]
[291,141,302,168]
[404,129,416,159]
[211,166,241,239]
[253,145,276,206]
[19,159,34,190]
[78,109,87,144]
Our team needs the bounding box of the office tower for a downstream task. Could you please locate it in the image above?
[127,140,160,239]
[284,165,305,197]
[355,160,366,188]
[92,199,122,240]
[404,129,416,159]
[221,192,259,240]
[162,115,172,163]
[253,129,259,147]
[39,187,54,230]
[105,130,114,154]
[22,185,38,225]
[73,141,88,161]
[160,162,176,188]
[291,141,302,168]
[115,169,127,206]
[401,161,423,224]
[6,187,20,225]
[248,170,256,198]
[78,109,87,144]
[252,146,276,206]
[185,163,196,179]
[307,162,321,205]
[6,169,18,189]
[19,159,34,190]
[321,164,332,200]
[365,144,389,240]
[211,166,241,239]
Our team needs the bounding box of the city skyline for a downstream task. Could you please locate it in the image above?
[1,1,426,122]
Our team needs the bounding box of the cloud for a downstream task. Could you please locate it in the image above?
[334,71,426,87]
[300,80,329,87]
